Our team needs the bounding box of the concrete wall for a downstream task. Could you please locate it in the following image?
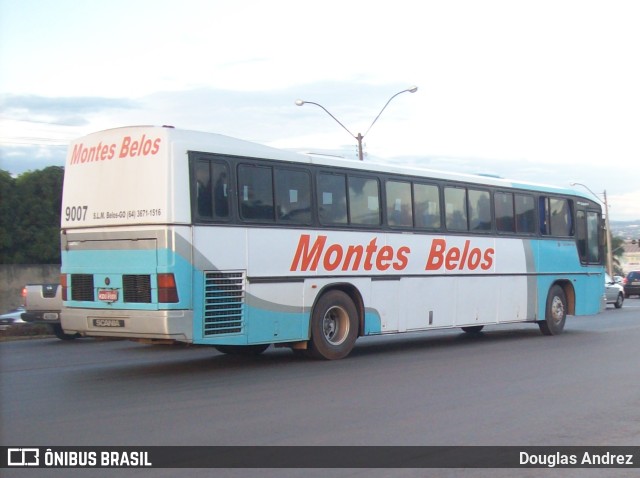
[0,264,60,313]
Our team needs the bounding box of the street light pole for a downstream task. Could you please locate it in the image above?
[295,86,418,161]
[570,182,614,276]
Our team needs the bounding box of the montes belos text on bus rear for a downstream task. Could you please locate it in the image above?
[69,134,162,165]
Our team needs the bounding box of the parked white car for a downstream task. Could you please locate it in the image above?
[605,273,624,309]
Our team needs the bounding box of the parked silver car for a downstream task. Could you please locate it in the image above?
[0,307,27,330]
[605,273,624,309]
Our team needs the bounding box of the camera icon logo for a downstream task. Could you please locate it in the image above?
[8,448,40,466]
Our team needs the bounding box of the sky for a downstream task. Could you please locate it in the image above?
[1,0,639,220]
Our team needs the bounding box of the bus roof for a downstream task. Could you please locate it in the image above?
[153,125,592,200]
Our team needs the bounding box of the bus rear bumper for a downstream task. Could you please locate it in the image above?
[61,308,193,343]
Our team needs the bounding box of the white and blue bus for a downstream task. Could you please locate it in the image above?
[60,126,605,359]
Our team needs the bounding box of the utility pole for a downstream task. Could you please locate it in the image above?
[603,190,613,276]
[296,86,418,161]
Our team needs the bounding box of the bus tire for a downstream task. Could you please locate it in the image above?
[214,344,270,356]
[461,325,484,334]
[539,284,567,336]
[52,324,79,340]
[308,290,358,360]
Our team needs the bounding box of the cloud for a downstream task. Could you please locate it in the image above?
[0,94,138,126]
[76,82,417,148]
[608,191,640,222]
[0,144,66,175]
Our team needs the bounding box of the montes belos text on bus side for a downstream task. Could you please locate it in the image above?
[290,234,495,273]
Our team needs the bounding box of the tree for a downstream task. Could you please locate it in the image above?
[0,167,64,264]
[0,170,17,261]
[611,236,625,276]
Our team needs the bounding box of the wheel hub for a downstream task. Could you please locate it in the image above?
[551,296,565,323]
[322,306,349,345]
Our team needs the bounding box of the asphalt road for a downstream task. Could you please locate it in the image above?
[2,299,639,478]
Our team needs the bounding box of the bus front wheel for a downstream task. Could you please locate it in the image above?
[308,290,358,360]
[539,285,567,336]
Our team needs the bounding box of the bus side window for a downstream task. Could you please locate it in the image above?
[193,159,229,221]
[539,197,550,235]
[317,173,347,225]
[495,192,514,233]
[349,176,380,225]
[212,162,229,218]
[414,183,440,229]
[540,196,573,236]
[275,169,311,224]
[550,197,573,236]
[238,164,274,221]
[386,180,413,227]
[469,189,491,231]
[586,211,601,263]
[576,210,587,262]
[194,160,212,218]
[577,209,601,263]
[515,194,535,233]
[445,187,468,231]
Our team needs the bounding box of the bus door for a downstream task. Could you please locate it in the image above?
[574,200,605,312]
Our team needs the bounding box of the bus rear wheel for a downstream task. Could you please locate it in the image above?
[461,325,484,334]
[52,324,80,340]
[214,344,270,356]
[308,290,358,360]
[539,284,567,336]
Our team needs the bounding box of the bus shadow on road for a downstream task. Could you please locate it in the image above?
[63,324,596,383]
[347,324,591,359]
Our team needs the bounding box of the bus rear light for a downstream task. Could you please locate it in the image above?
[60,274,68,301]
[158,273,179,303]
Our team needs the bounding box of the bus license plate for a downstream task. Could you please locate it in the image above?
[98,289,118,302]
[92,318,125,328]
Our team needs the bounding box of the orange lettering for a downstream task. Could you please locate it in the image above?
[290,235,326,271]
[425,239,446,270]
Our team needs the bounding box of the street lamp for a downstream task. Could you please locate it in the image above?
[570,182,613,276]
[295,86,418,161]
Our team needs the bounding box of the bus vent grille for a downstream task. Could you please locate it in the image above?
[123,275,152,303]
[203,271,245,336]
[71,274,94,301]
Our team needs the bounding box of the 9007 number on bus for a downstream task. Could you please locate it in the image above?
[65,205,88,222]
